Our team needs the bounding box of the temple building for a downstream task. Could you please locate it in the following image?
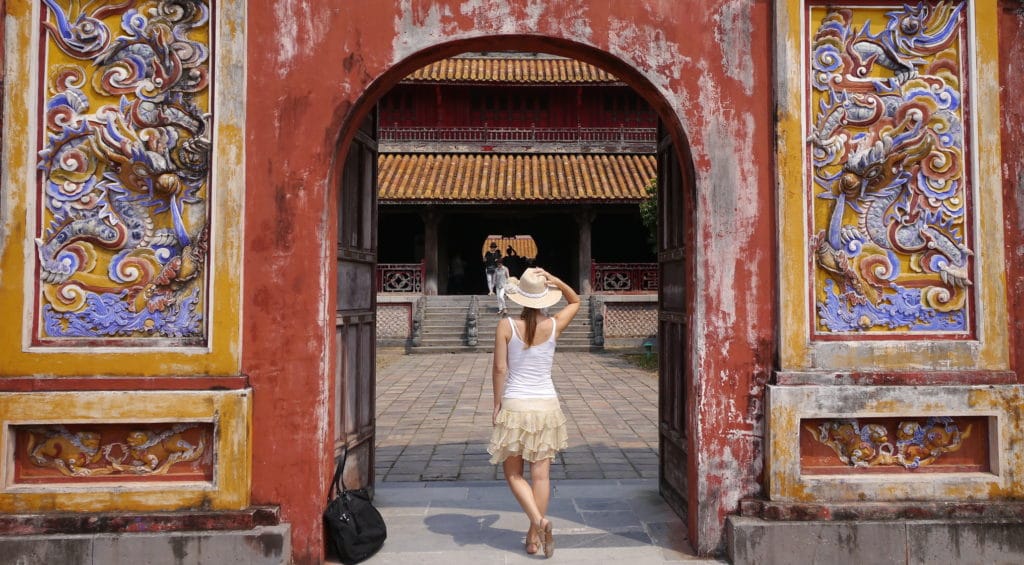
[2,2,1024,564]
[376,54,658,296]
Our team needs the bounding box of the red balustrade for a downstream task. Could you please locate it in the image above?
[376,262,426,293]
[591,262,659,292]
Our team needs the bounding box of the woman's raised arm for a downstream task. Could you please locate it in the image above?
[531,268,580,336]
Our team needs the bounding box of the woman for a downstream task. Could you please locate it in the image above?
[487,267,580,558]
[493,258,510,315]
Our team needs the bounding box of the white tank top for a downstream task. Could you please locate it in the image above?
[502,316,558,399]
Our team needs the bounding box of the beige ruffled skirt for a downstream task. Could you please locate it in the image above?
[488,397,568,464]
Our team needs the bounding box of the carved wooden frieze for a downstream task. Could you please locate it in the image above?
[35,1,212,344]
[14,423,213,483]
[806,1,973,337]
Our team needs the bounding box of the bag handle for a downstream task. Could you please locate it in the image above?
[331,447,350,496]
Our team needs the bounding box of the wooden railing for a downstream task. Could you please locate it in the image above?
[591,262,658,292]
[376,262,425,293]
[380,125,656,149]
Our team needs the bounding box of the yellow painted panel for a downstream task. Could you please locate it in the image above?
[776,0,1008,370]
[767,384,1024,502]
[0,389,251,512]
[0,1,244,375]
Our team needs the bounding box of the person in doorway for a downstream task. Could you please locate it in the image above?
[449,253,466,293]
[483,241,502,295]
[504,245,522,277]
[488,267,580,558]
[494,258,510,315]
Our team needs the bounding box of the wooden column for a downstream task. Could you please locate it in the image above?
[422,209,440,295]
[575,207,595,294]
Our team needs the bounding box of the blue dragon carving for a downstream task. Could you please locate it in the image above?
[37,1,211,340]
[808,2,971,333]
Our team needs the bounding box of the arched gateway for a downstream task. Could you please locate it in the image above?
[2,2,1022,565]
[331,35,709,551]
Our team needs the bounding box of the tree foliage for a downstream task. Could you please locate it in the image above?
[639,177,658,253]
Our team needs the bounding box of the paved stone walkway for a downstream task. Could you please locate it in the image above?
[375,352,659,482]
[361,353,721,564]
[361,480,722,564]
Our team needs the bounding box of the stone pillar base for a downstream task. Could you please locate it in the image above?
[727,515,1024,565]
[0,507,289,565]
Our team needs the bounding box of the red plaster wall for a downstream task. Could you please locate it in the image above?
[1000,2,1024,379]
[1,0,5,151]
[242,1,774,562]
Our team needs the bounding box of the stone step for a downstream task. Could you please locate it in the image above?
[410,294,600,352]
[475,325,592,334]
[409,344,603,354]
[420,322,468,328]
[418,340,470,347]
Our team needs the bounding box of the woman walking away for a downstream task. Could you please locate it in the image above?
[494,258,510,315]
[488,267,580,558]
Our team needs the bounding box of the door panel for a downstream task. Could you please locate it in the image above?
[657,123,689,521]
[336,111,378,490]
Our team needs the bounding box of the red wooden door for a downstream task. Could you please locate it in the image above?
[657,123,690,521]
[335,111,378,489]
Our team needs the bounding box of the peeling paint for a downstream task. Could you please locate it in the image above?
[457,0,593,44]
[273,1,333,78]
[458,0,516,31]
[392,0,457,63]
[273,2,299,74]
[693,61,759,339]
[1017,171,1024,234]
[607,17,689,112]
[714,0,754,96]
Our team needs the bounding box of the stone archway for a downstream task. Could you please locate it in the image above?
[242,5,775,563]
[333,35,696,551]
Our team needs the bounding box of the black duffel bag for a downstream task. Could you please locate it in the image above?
[323,449,387,564]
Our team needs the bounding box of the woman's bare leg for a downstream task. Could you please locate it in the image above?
[503,456,545,527]
[530,458,551,519]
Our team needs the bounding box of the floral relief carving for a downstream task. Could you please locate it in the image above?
[25,424,207,477]
[807,417,972,470]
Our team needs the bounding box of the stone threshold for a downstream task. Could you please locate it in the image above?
[0,506,280,535]
[739,498,1024,522]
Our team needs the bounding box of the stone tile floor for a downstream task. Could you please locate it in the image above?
[357,480,722,564]
[375,351,660,482]
[357,352,721,564]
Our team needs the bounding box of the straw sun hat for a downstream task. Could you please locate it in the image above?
[505,269,562,309]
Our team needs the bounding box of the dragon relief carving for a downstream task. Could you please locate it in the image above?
[26,424,206,477]
[807,417,972,470]
[36,0,212,340]
[808,2,972,333]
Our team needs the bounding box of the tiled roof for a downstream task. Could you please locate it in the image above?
[378,153,656,203]
[404,57,620,84]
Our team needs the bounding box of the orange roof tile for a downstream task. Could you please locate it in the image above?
[404,57,620,84]
[378,153,655,203]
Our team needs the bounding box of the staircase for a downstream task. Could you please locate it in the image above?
[412,295,599,353]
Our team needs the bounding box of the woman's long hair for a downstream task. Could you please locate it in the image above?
[520,307,539,348]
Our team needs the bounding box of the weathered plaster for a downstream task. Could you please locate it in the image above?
[392,0,457,62]
[776,2,1010,371]
[0,389,251,513]
[606,16,689,129]
[767,384,1024,503]
[714,0,754,96]
[999,4,1024,381]
[245,1,774,561]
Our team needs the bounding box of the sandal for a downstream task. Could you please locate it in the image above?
[541,518,554,558]
[525,524,539,554]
